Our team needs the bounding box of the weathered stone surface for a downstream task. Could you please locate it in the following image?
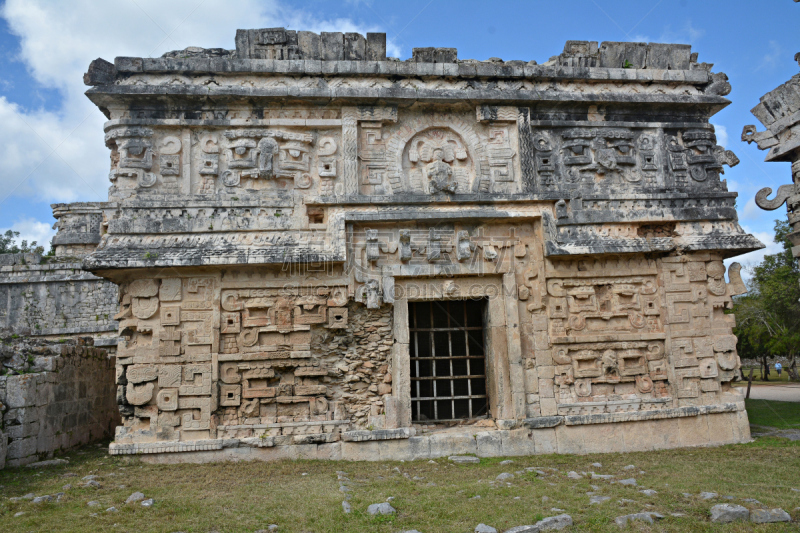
[614,512,660,527]
[503,514,573,532]
[476,524,498,533]
[0,338,118,467]
[709,503,749,523]
[367,502,396,515]
[450,456,480,464]
[750,508,791,523]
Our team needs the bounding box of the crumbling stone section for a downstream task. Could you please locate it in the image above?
[312,303,393,429]
[72,29,762,461]
[0,337,119,468]
[743,58,800,269]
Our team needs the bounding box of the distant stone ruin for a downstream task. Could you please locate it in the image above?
[743,53,800,272]
[14,29,762,462]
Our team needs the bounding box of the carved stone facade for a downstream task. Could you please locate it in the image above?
[77,31,760,460]
[743,55,800,271]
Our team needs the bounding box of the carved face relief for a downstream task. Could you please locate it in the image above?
[404,128,471,195]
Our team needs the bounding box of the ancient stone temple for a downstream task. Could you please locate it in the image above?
[743,54,800,271]
[78,29,762,461]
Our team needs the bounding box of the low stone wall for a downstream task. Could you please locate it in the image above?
[0,337,120,467]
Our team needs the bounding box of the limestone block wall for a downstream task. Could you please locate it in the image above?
[0,338,119,468]
[0,258,118,340]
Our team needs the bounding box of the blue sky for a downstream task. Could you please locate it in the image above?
[0,0,797,269]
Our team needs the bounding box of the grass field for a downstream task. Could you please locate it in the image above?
[745,398,800,430]
[1,403,798,533]
[736,367,798,385]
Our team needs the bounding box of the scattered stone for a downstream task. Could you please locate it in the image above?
[542,496,550,502]
[470,495,481,500]
[591,463,602,468]
[141,499,154,507]
[499,460,514,465]
[475,524,498,533]
[741,498,762,505]
[504,514,573,532]
[682,493,692,498]
[14,511,25,517]
[339,485,350,493]
[26,459,69,468]
[567,471,582,480]
[268,526,278,531]
[710,504,749,523]
[550,508,565,512]
[367,502,396,515]
[591,473,613,480]
[400,531,422,533]
[590,495,611,504]
[615,513,656,527]
[449,455,480,464]
[342,501,351,513]
[750,508,791,523]
[32,495,53,503]
[639,489,657,496]
[22,493,35,500]
[63,484,72,490]
[87,501,100,507]
[699,492,718,500]
[619,499,635,504]
[126,492,145,504]
[496,473,514,481]
[622,465,636,470]
[619,478,637,486]
[106,507,118,512]
[83,480,101,488]
[82,475,98,481]
[670,513,686,517]
[387,497,394,501]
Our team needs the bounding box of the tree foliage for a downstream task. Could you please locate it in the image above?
[732,220,800,361]
[0,230,45,255]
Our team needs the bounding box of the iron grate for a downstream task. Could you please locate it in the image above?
[409,299,488,422]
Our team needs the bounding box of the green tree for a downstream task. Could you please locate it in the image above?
[733,220,800,380]
[0,229,45,255]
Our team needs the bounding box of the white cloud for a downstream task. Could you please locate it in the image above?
[711,123,728,148]
[755,40,783,72]
[658,20,705,45]
[740,197,760,220]
[0,0,401,210]
[724,225,781,282]
[1,216,56,248]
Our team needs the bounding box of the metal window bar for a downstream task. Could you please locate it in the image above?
[409,299,488,422]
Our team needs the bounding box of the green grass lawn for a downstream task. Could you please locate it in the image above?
[736,366,798,384]
[1,432,799,532]
[745,398,800,429]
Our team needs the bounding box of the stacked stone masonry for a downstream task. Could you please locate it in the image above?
[74,30,763,461]
[0,337,120,468]
[0,201,119,346]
